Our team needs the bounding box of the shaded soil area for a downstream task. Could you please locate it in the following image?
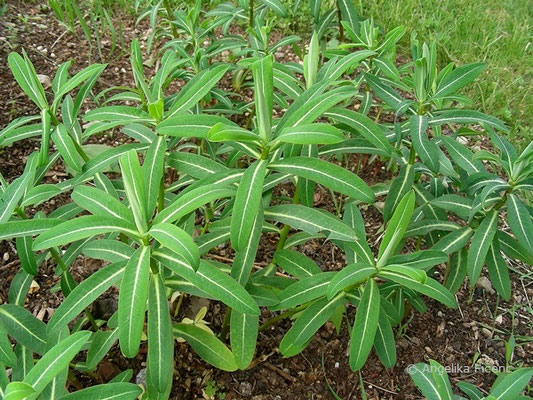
[0,2,532,399]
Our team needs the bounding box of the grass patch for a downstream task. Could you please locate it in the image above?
[359,0,532,147]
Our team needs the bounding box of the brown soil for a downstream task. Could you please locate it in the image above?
[0,2,531,399]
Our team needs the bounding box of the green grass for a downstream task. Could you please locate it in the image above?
[358,0,532,148]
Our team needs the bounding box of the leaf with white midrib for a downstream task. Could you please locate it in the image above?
[264,204,357,242]
[269,156,374,203]
[24,331,90,393]
[48,262,126,333]
[0,304,47,355]
[33,215,140,251]
[119,246,151,358]
[349,279,380,371]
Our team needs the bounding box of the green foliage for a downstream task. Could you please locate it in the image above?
[0,1,531,397]
[410,360,533,399]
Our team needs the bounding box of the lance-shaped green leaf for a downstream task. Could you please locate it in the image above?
[86,329,119,370]
[8,51,48,109]
[383,163,414,223]
[431,194,472,220]
[82,239,134,263]
[456,382,483,400]
[0,304,47,354]
[272,272,337,310]
[486,240,511,300]
[432,62,485,99]
[33,215,140,250]
[364,73,410,112]
[324,108,393,156]
[21,184,61,209]
[264,204,357,242]
[378,270,457,308]
[467,210,498,286]
[57,382,142,400]
[507,194,533,254]
[489,367,533,399]
[277,86,354,132]
[231,207,263,286]
[15,235,37,275]
[83,106,153,124]
[48,262,126,333]
[4,381,36,399]
[173,323,237,371]
[150,223,199,269]
[497,231,533,265]
[208,123,263,144]
[118,246,151,358]
[196,261,260,315]
[154,184,236,225]
[252,55,274,141]
[404,220,460,238]
[373,307,396,368]
[143,136,166,216]
[230,311,258,370]
[430,110,508,132]
[166,64,229,119]
[168,152,229,180]
[269,156,374,203]
[258,0,287,16]
[408,362,444,399]
[303,31,319,88]
[147,273,173,394]
[377,191,415,267]
[120,149,148,234]
[388,250,448,271]
[274,249,322,279]
[274,123,344,145]
[280,293,345,357]
[440,135,485,174]
[327,263,376,299]
[0,152,37,223]
[157,115,235,138]
[0,326,17,367]
[52,124,82,173]
[72,186,134,224]
[433,226,473,255]
[444,248,467,293]
[349,279,380,371]
[337,0,360,32]
[9,269,33,306]
[53,63,106,105]
[231,160,267,251]
[22,331,90,394]
[75,143,149,183]
[410,115,440,173]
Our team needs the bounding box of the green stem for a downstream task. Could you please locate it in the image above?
[163,0,179,39]
[259,304,306,332]
[220,307,232,339]
[248,0,254,29]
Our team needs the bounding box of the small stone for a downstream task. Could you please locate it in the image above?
[495,315,503,324]
[334,362,340,368]
[239,382,253,396]
[437,311,443,317]
[275,52,284,58]
[50,52,56,58]
[482,328,493,338]
[3,252,8,261]
[136,368,147,385]
[476,276,495,294]
[37,74,51,88]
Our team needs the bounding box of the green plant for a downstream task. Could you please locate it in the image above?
[409,360,533,399]
[0,1,531,398]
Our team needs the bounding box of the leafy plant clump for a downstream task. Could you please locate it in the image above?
[0,0,531,398]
